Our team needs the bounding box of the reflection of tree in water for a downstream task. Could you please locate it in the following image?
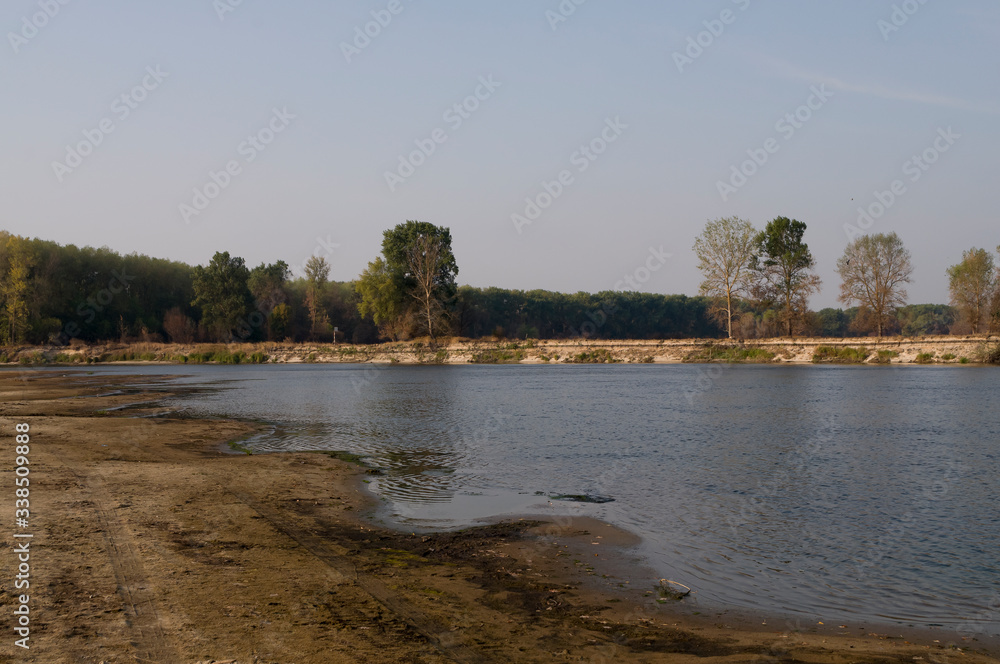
[353,372,473,505]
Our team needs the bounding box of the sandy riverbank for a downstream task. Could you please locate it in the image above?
[0,371,997,663]
[3,334,999,367]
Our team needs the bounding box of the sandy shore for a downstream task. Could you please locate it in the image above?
[3,334,999,367]
[0,371,996,663]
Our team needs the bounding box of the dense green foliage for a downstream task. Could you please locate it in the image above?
[684,345,776,363]
[751,217,822,336]
[0,231,195,344]
[812,346,871,364]
[0,230,981,346]
[453,287,720,339]
[356,221,459,340]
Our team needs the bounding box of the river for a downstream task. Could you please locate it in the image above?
[81,363,1000,637]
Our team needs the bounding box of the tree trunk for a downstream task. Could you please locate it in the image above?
[726,290,733,339]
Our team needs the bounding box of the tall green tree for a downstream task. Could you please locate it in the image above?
[357,221,459,341]
[947,247,996,334]
[249,260,290,340]
[694,217,757,339]
[751,217,821,337]
[836,232,913,338]
[191,252,252,341]
[356,257,406,340]
[1,235,34,344]
[304,256,332,340]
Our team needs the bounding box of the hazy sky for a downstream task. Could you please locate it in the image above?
[3,1,998,307]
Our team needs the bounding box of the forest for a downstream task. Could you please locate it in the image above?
[0,222,993,347]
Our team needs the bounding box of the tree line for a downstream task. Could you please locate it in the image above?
[694,216,1000,338]
[0,222,996,346]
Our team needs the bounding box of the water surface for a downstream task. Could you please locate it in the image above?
[77,363,1000,636]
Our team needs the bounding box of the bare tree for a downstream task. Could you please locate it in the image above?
[407,234,447,341]
[947,247,996,335]
[992,245,1000,333]
[694,217,757,338]
[836,232,913,338]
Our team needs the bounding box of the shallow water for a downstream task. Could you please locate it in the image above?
[75,363,1000,635]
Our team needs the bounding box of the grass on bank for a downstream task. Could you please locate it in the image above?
[468,348,526,364]
[567,348,621,364]
[684,345,776,363]
[975,342,1000,364]
[874,350,899,364]
[812,346,870,364]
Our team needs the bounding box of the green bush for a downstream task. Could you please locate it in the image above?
[19,352,49,365]
[469,348,525,364]
[874,350,899,364]
[812,346,870,364]
[974,343,1000,364]
[940,353,956,361]
[568,348,620,364]
[914,353,935,364]
[686,345,775,363]
[959,357,970,364]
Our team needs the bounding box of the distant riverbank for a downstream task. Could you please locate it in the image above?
[2,334,998,367]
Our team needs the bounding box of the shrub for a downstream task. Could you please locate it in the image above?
[469,348,524,364]
[19,352,48,365]
[685,345,775,363]
[914,353,935,364]
[812,346,870,364]
[874,350,899,364]
[568,348,620,364]
[974,342,1000,364]
[959,357,970,364]
[940,353,956,361]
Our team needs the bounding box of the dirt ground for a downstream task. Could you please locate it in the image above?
[0,371,996,664]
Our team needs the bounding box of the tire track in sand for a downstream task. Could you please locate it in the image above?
[227,489,494,664]
[77,469,181,663]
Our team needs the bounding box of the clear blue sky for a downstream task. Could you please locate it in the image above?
[2,0,998,307]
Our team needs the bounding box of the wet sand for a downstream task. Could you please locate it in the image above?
[0,370,996,663]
